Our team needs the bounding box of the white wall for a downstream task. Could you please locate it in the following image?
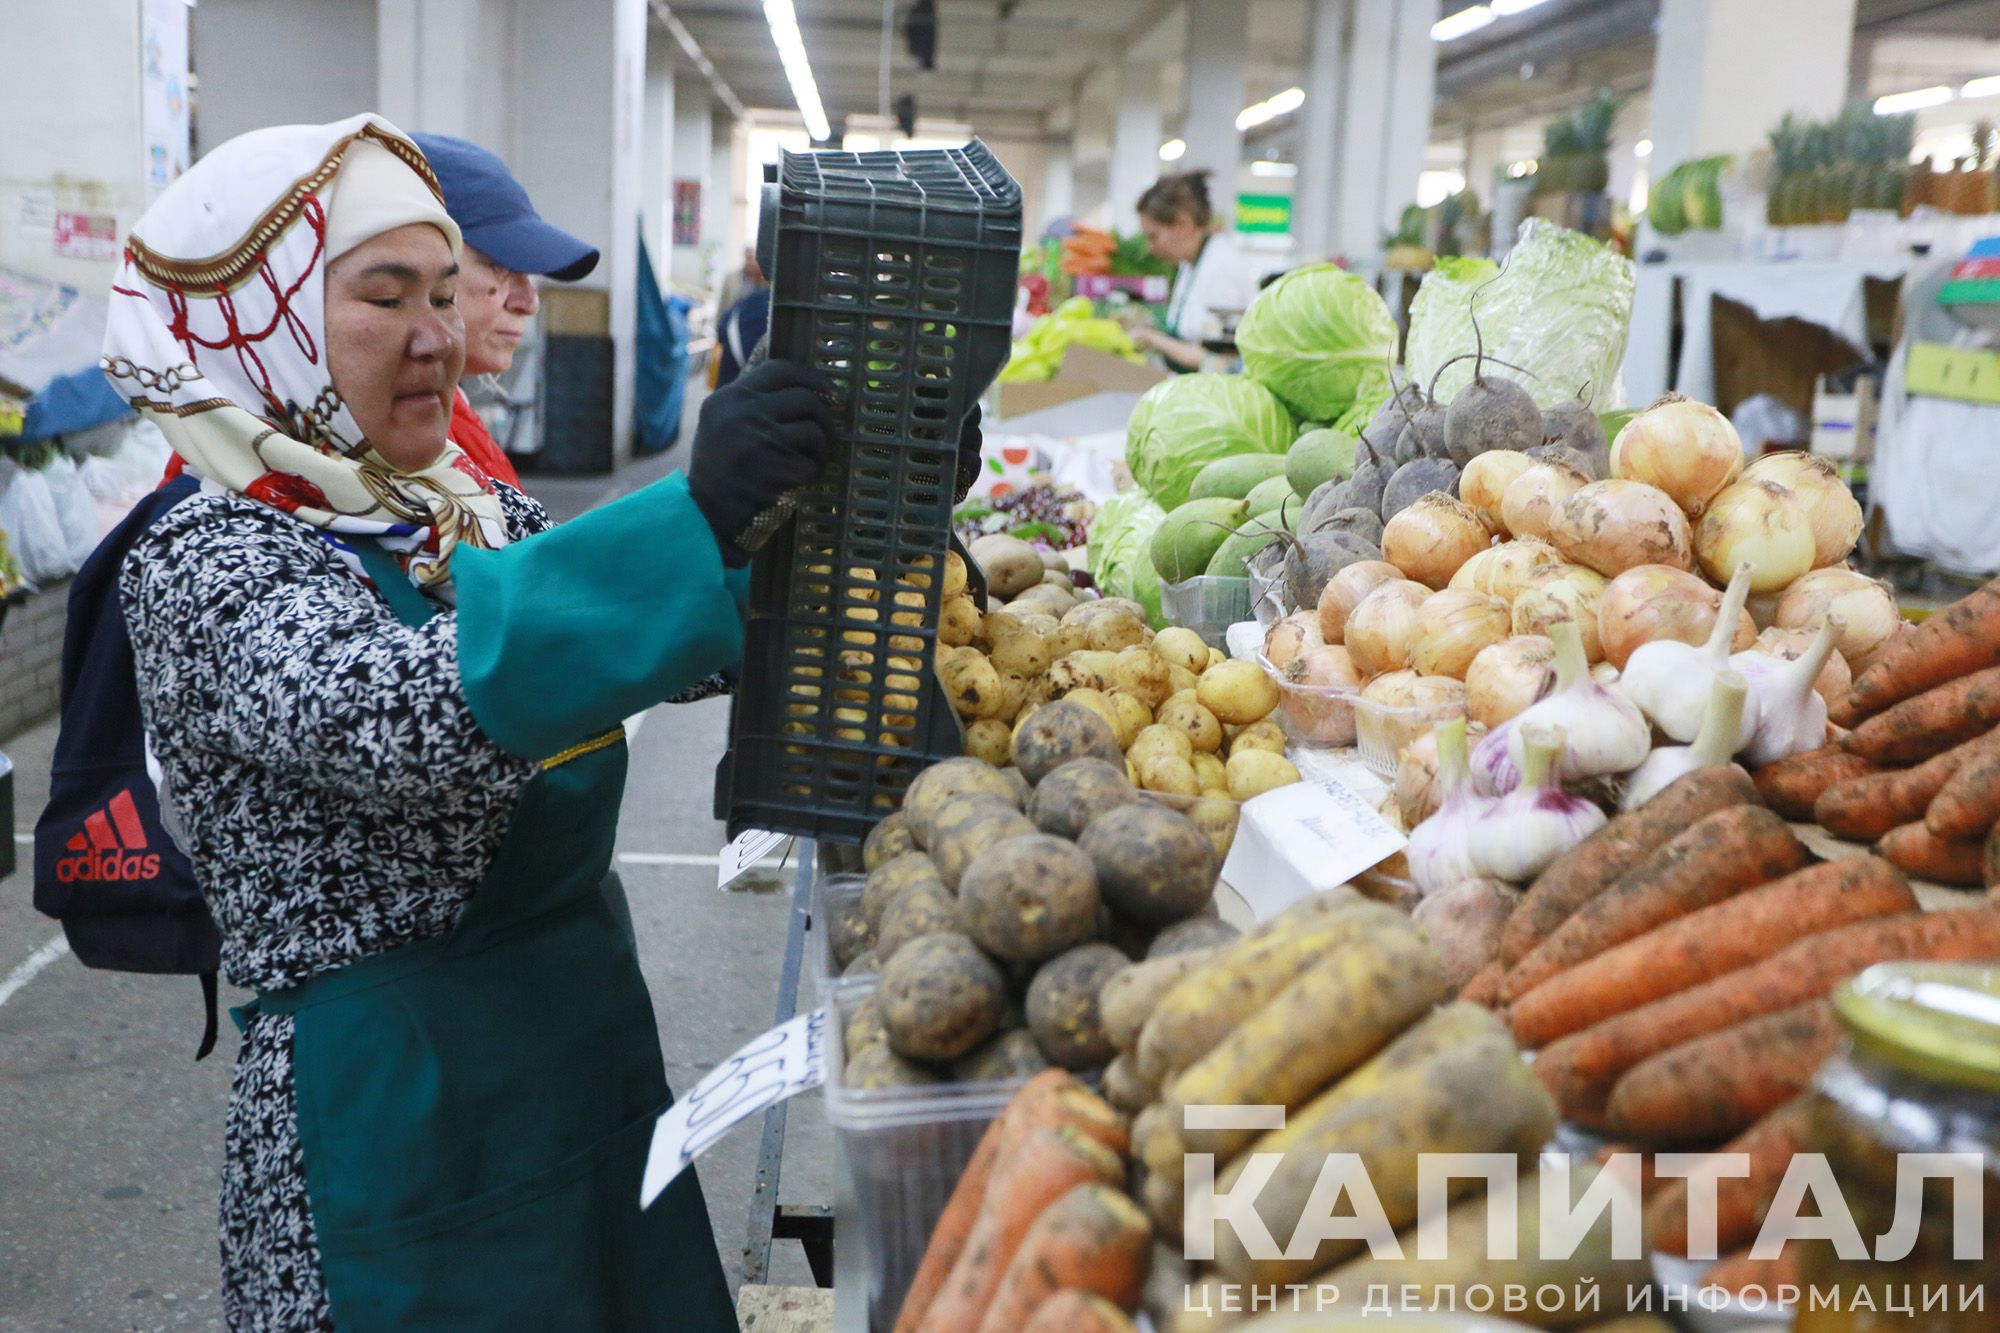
[642,39,675,271]
[193,0,377,151]
[0,0,146,290]
[668,76,714,288]
[1648,0,1856,171]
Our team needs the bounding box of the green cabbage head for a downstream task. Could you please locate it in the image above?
[1237,264,1398,424]
[1087,487,1169,627]
[1124,373,1293,510]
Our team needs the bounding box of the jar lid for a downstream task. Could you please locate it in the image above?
[1835,962,2000,1094]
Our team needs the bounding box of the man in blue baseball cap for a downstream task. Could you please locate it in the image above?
[412,132,600,489]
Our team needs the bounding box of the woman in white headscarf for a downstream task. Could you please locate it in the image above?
[107,114,826,1332]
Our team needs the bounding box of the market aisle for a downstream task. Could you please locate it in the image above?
[0,458,837,1330]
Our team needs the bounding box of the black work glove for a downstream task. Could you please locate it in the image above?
[954,404,984,503]
[687,359,834,567]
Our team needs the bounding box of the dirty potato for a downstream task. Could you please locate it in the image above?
[862,811,918,870]
[1078,802,1220,925]
[1010,700,1125,783]
[877,884,969,962]
[1026,943,1130,1070]
[862,850,946,930]
[1027,757,1137,840]
[951,1026,1050,1083]
[878,931,1008,1063]
[959,834,1101,963]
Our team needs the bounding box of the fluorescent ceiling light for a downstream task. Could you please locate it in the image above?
[1873,85,1954,115]
[763,0,831,141]
[1236,86,1305,131]
[1159,138,1187,161]
[1635,138,1653,157]
[1492,0,1551,12]
[1432,6,1495,41]
[1250,160,1298,177]
[1961,74,2000,100]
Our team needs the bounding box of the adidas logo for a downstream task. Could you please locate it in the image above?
[57,788,163,884]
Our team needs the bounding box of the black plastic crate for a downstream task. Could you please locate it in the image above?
[534,334,615,475]
[716,142,1020,844]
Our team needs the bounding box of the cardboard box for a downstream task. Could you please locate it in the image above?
[1905,341,2000,407]
[537,286,611,337]
[994,344,1167,420]
[1811,374,1877,463]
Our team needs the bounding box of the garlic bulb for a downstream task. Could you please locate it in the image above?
[1504,619,1652,782]
[1406,718,1495,896]
[1620,562,1759,745]
[1466,723,1608,883]
[1619,670,1749,811]
[1731,616,1841,767]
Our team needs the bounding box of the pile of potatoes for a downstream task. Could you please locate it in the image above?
[937,541,1305,805]
[836,730,1256,1091]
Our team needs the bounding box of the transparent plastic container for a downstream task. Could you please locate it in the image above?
[1248,544,1288,625]
[824,979,1031,1332]
[813,871,872,999]
[1258,654,1360,749]
[1353,693,1467,778]
[1159,575,1252,648]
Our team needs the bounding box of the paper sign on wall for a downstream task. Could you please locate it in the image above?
[53,212,118,261]
[717,827,790,890]
[1221,777,1407,921]
[639,1007,829,1207]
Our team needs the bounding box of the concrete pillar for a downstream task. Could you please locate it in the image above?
[708,112,736,289]
[1377,0,1438,236]
[1108,62,1164,234]
[1041,144,1075,232]
[642,35,676,270]
[1647,0,1856,171]
[192,0,377,151]
[1070,72,1116,229]
[669,76,714,290]
[1292,0,1348,262]
[1331,0,1392,255]
[1181,0,1246,189]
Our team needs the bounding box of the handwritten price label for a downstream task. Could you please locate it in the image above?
[1221,778,1407,920]
[716,827,790,891]
[639,1007,829,1208]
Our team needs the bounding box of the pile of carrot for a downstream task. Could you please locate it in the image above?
[895,1070,1150,1333]
[1059,227,1117,278]
[1759,577,2000,892]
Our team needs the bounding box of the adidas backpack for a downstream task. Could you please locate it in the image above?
[32,471,222,1059]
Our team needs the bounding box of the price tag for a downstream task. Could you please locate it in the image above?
[639,1007,829,1208]
[717,827,789,891]
[1221,777,1407,921]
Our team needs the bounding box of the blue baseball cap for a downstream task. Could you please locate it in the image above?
[412,133,600,281]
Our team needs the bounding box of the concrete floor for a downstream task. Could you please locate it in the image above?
[0,444,838,1331]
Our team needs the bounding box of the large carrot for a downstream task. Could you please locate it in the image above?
[973,1184,1151,1333]
[1607,998,1843,1143]
[896,1070,1076,1333]
[1497,766,1761,969]
[1532,908,2000,1124]
[1646,1097,1813,1258]
[1499,806,1807,1004]
[1925,728,2000,840]
[1700,1242,1801,1297]
[917,1126,1127,1333]
[1021,1291,1138,1333]
[1877,821,1986,886]
[1506,857,1913,1049]
[1460,958,1504,1007]
[1814,733,1993,840]
[1847,580,2000,718]
[1752,746,1880,819]
[1844,666,2000,764]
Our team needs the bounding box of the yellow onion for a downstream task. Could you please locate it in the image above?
[1345,580,1430,676]
[1363,668,1424,707]
[1694,479,1816,593]
[1500,460,1590,543]
[1746,590,1783,630]
[1744,452,1864,568]
[1393,727,1444,827]
[1597,564,1756,670]
[1263,609,1322,671]
[1407,674,1469,710]
[1610,396,1744,516]
[1383,493,1492,591]
[1459,450,1534,534]
[1755,625,1852,710]
[1547,479,1694,579]
[1412,589,1512,680]
[1774,567,1901,668]
[1450,538,1563,603]
[1316,560,1403,643]
[1511,563,1609,663]
[1284,645,1363,741]
[1465,635,1556,729]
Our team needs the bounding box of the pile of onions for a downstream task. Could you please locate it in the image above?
[1460,450,1534,533]
[1609,397,1744,516]
[1754,625,1851,708]
[1547,479,1694,578]
[1412,589,1512,679]
[1345,579,1431,675]
[1774,567,1900,669]
[1511,563,1609,662]
[1264,610,1323,671]
[1316,560,1403,642]
[1693,478,1816,593]
[1450,538,1563,603]
[1466,635,1556,728]
[1745,452,1864,568]
[1383,494,1492,591]
[1285,644,1364,740]
[1363,669,1467,713]
[1597,564,1756,670]
[1500,460,1590,542]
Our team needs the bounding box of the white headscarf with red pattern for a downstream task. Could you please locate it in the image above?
[102,113,508,593]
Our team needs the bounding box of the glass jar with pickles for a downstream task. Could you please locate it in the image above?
[1795,962,2000,1331]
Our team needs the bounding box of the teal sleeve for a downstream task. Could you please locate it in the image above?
[453,471,744,759]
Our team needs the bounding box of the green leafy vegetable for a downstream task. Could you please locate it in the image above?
[1087,488,1169,627]
[1124,373,1294,510]
[1235,263,1399,423]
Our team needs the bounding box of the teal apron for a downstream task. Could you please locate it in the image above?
[234,542,737,1332]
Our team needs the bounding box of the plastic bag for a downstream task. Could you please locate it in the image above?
[0,458,72,584]
[43,454,105,567]
[1405,219,1636,412]
[1730,393,1805,455]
